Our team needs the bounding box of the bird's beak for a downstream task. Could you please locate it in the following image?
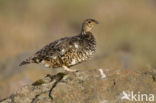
[94,20,99,24]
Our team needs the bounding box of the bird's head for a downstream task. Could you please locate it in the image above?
[81,18,99,34]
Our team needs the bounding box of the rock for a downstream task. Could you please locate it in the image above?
[0,73,66,103]
[0,53,156,103]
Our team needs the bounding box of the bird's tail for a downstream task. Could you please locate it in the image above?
[19,57,33,66]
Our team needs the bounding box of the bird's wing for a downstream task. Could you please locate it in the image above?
[34,35,81,63]
[19,35,83,66]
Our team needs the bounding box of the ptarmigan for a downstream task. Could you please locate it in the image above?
[19,19,99,72]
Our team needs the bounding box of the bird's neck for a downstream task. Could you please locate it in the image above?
[81,29,92,35]
[81,25,91,35]
[81,28,86,35]
[79,31,94,40]
[81,31,86,35]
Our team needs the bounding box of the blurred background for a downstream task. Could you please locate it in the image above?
[0,0,156,99]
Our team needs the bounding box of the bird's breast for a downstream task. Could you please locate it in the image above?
[60,33,96,67]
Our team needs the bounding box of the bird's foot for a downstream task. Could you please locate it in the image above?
[63,66,78,72]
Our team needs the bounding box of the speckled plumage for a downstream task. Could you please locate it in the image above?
[20,19,98,72]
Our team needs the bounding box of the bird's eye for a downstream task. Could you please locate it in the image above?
[88,21,91,24]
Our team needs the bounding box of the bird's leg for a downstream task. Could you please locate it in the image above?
[63,66,78,72]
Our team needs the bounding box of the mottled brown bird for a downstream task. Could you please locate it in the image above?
[19,19,99,72]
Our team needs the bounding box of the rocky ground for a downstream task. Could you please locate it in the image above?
[0,52,156,103]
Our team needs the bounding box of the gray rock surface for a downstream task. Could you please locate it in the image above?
[0,59,156,103]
